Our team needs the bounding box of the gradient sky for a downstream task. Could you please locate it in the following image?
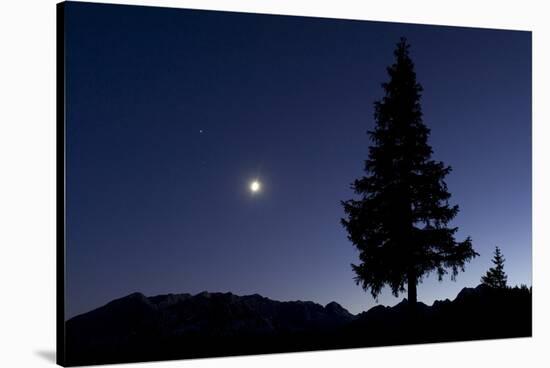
[65,2,531,318]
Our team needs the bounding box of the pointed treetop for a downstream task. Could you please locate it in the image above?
[481,246,508,289]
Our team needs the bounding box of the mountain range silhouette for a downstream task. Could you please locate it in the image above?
[65,284,531,366]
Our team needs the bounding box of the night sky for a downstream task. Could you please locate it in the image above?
[65,2,531,318]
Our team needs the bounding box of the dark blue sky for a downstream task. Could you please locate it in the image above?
[65,2,531,318]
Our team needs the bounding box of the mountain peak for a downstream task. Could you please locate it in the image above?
[325,301,355,320]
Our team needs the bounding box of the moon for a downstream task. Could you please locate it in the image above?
[250,180,261,193]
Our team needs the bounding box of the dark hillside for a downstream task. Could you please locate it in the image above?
[65,285,531,366]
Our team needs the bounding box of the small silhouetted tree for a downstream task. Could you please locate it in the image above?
[341,38,478,308]
[481,246,507,289]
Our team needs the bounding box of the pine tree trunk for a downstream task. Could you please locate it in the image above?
[406,270,418,337]
[407,271,417,307]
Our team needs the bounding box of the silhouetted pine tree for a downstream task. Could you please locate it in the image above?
[481,246,508,289]
[341,38,478,307]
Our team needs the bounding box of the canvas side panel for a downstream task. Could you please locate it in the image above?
[56,2,66,366]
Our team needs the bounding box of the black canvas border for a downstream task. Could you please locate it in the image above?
[56,2,66,366]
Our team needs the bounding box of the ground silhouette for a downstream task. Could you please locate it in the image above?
[64,284,531,366]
